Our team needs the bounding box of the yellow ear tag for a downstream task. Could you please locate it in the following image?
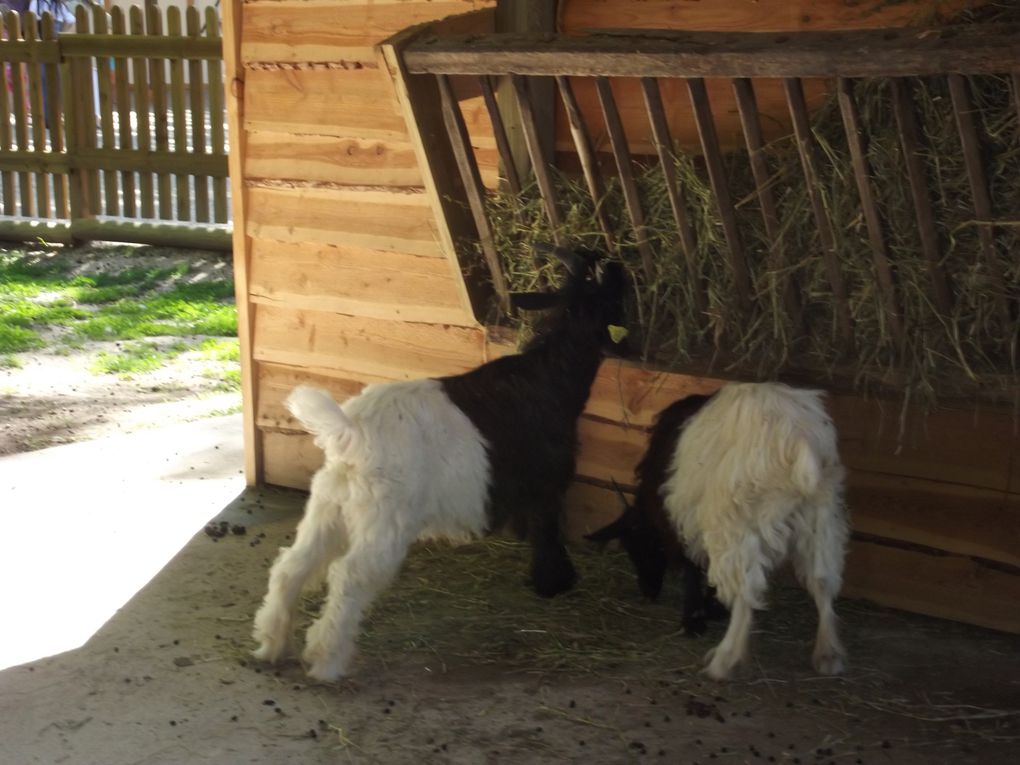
[608,325,629,343]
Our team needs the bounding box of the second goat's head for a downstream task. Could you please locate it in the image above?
[510,244,628,355]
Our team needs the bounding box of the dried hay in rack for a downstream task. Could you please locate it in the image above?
[481,69,1019,409]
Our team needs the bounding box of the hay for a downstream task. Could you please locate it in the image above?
[299,539,704,675]
[478,7,1020,408]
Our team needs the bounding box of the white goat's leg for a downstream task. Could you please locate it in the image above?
[704,595,754,680]
[794,487,848,675]
[302,530,411,682]
[252,491,347,663]
[703,532,771,680]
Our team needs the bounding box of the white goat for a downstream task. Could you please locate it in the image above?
[589,383,848,679]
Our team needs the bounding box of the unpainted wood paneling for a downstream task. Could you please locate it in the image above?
[257,362,377,432]
[560,0,981,34]
[253,303,486,381]
[246,131,422,186]
[242,1,493,64]
[557,76,830,155]
[244,67,408,140]
[262,430,321,490]
[248,239,475,326]
[844,537,1020,634]
[246,184,442,257]
[849,472,1020,569]
[832,396,1019,493]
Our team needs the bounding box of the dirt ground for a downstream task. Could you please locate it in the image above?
[0,244,239,455]
[1,483,1017,765]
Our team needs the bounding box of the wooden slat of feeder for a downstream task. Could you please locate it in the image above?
[556,75,614,251]
[436,74,510,313]
[595,77,653,276]
[836,77,905,347]
[687,77,751,309]
[640,76,706,316]
[478,75,521,195]
[890,78,953,317]
[732,77,804,336]
[402,24,1019,79]
[948,73,1010,324]
[510,74,563,244]
[783,76,853,347]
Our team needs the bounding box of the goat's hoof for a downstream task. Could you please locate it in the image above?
[530,559,577,598]
[251,641,282,664]
[307,658,348,683]
[702,646,740,680]
[681,612,707,637]
[812,650,846,676]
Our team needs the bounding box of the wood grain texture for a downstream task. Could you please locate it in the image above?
[246,131,422,186]
[844,537,1020,635]
[253,304,486,381]
[555,76,830,155]
[222,0,260,483]
[560,0,981,34]
[849,472,1020,569]
[256,362,377,432]
[242,1,492,64]
[244,68,409,140]
[248,239,475,326]
[246,184,442,257]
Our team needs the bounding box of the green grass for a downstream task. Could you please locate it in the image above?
[91,340,192,377]
[197,337,241,362]
[201,366,241,392]
[0,246,238,377]
[0,354,23,369]
[0,324,43,354]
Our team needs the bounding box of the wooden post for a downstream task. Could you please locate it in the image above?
[494,0,557,186]
[0,13,15,215]
[221,0,261,484]
[147,4,172,220]
[24,12,50,218]
[186,6,209,223]
[167,7,190,222]
[207,6,228,224]
[111,7,136,218]
[130,6,154,219]
[379,24,491,324]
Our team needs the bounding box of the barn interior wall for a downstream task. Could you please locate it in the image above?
[226,0,1020,633]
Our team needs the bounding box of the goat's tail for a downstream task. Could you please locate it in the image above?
[286,385,362,458]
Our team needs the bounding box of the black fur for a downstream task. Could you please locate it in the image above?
[586,392,727,632]
[440,253,626,599]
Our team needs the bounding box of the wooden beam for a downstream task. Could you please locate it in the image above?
[402,24,1020,78]
[784,77,853,348]
[640,77,704,315]
[511,74,564,243]
[890,78,953,316]
[556,75,614,250]
[436,74,510,313]
[594,77,652,275]
[479,75,521,195]
[222,0,260,484]
[380,23,490,323]
[948,73,1010,324]
[732,77,804,336]
[836,77,904,347]
[493,0,557,186]
[687,77,751,309]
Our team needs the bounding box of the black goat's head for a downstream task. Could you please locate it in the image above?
[510,245,628,355]
[585,482,668,600]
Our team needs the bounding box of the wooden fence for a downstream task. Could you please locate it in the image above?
[0,4,230,249]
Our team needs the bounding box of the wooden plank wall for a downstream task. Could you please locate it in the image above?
[228,0,1019,634]
[455,0,982,185]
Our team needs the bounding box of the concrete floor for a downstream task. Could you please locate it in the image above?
[1,418,1018,764]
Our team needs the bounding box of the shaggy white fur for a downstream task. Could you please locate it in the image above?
[252,382,491,681]
[661,383,848,679]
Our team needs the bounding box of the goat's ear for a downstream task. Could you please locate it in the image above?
[510,292,566,312]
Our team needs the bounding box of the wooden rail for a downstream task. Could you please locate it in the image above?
[402,24,1019,78]
[0,5,230,249]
